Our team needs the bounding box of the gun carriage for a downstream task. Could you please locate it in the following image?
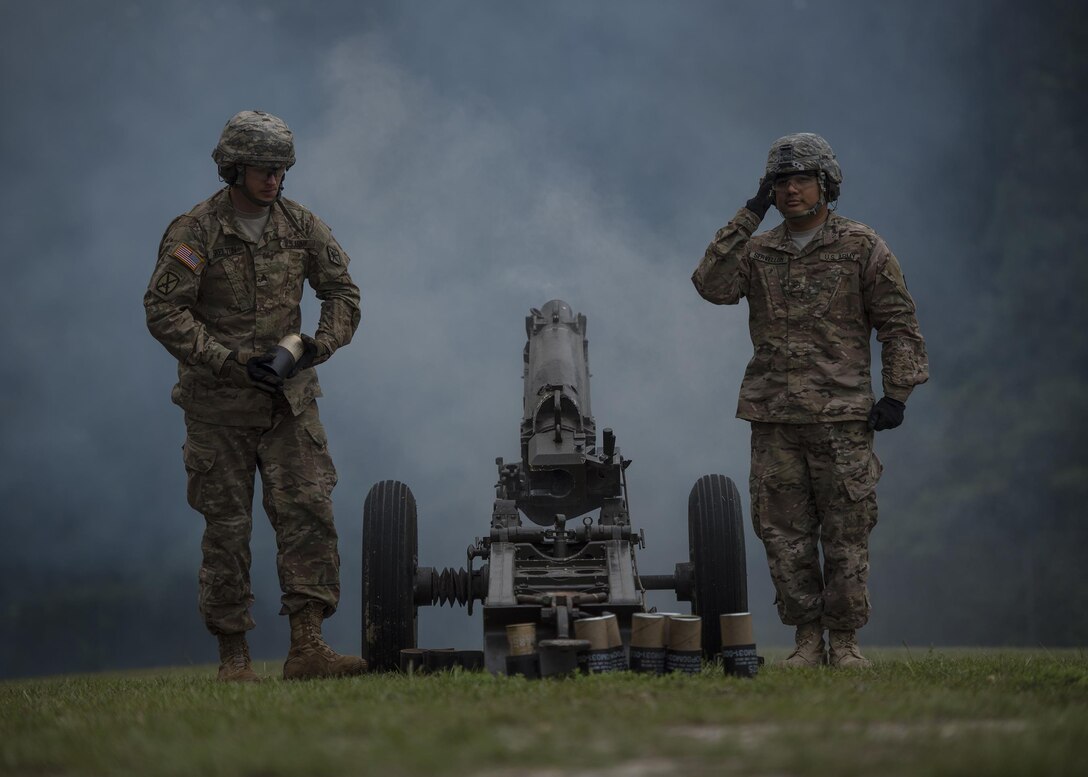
[362,300,748,673]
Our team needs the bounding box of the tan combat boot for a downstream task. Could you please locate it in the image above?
[283,603,368,680]
[828,629,872,669]
[782,621,827,667]
[216,633,261,683]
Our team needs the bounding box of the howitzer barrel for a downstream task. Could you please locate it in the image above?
[509,300,623,526]
[523,300,592,426]
[522,300,594,462]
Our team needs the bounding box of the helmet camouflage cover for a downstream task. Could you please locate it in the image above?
[765,133,842,193]
[212,110,296,169]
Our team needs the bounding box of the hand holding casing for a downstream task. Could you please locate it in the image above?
[288,334,321,378]
[219,353,254,389]
[246,352,284,394]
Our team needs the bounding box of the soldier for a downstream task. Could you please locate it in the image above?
[692,133,928,668]
[145,110,365,682]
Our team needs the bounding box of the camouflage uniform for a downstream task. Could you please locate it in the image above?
[145,187,360,635]
[693,207,927,629]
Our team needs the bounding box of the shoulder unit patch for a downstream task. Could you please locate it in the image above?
[155,270,180,296]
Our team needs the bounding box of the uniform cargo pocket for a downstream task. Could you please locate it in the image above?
[305,423,329,451]
[750,475,766,540]
[279,250,307,306]
[842,452,882,502]
[814,276,843,318]
[755,266,788,319]
[822,263,862,321]
[182,439,217,474]
[182,438,217,511]
[749,460,788,540]
[305,422,337,491]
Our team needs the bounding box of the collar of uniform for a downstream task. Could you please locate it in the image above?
[766,213,840,256]
[765,221,797,254]
[212,187,282,248]
[212,188,254,242]
[814,212,848,246]
[264,200,295,247]
[802,213,856,258]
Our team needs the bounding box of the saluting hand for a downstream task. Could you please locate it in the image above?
[744,177,774,220]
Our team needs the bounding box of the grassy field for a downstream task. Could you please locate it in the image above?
[2,648,1085,777]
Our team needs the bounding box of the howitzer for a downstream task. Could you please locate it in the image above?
[362,299,748,673]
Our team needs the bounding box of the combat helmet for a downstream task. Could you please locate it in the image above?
[212,110,296,181]
[765,133,841,202]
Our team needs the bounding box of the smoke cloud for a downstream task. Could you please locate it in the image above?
[0,0,1076,676]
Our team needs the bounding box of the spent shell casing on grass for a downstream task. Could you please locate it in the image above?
[630,613,667,674]
[719,613,759,677]
[506,623,537,656]
[666,615,702,674]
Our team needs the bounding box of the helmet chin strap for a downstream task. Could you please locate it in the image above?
[785,193,825,221]
[233,164,283,208]
[783,174,827,221]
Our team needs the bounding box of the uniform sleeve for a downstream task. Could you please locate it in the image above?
[306,218,361,365]
[863,238,929,402]
[143,216,232,375]
[691,207,762,304]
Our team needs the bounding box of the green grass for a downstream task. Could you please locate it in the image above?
[2,649,1086,777]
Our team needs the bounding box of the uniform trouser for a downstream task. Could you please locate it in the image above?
[182,401,340,636]
[749,420,882,631]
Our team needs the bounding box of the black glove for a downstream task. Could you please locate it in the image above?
[246,352,284,394]
[288,334,321,378]
[744,177,774,220]
[220,353,253,389]
[868,397,906,431]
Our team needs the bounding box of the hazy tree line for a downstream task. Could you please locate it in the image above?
[867,1,1088,647]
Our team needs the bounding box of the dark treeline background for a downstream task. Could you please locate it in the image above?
[871,2,1088,645]
[1,1,1085,678]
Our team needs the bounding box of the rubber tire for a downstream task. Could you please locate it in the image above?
[362,480,418,671]
[688,474,748,658]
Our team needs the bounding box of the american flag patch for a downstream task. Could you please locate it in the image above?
[171,243,204,273]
